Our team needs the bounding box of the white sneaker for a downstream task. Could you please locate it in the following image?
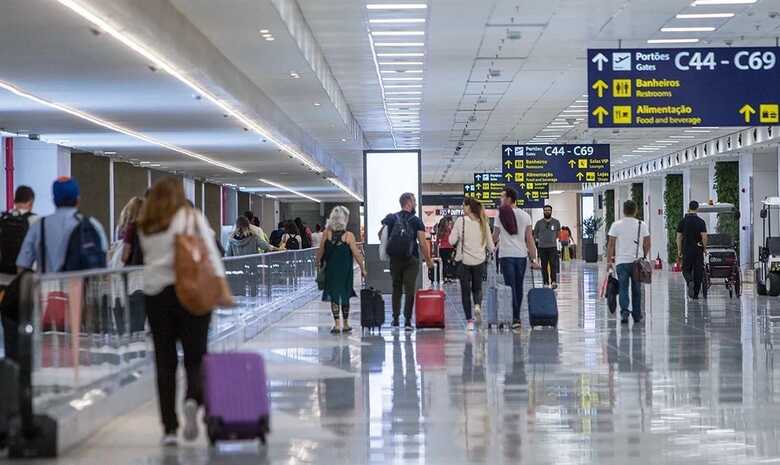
[161,434,178,447]
[474,304,482,324]
[466,320,475,331]
[182,399,199,442]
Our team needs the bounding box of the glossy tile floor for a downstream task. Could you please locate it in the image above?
[26,261,780,464]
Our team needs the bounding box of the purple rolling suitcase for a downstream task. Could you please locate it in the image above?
[203,353,270,445]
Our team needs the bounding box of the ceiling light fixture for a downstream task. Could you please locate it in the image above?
[385,91,422,95]
[0,79,245,173]
[684,129,712,133]
[369,18,426,23]
[55,0,329,177]
[366,3,428,10]
[692,0,756,4]
[327,177,363,201]
[379,61,424,66]
[374,42,425,47]
[660,26,717,32]
[381,69,424,73]
[377,52,425,57]
[647,38,700,44]
[669,135,696,139]
[382,77,424,81]
[371,31,425,36]
[258,178,320,203]
[676,12,735,18]
[384,84,423,88]
[259,29,270,33]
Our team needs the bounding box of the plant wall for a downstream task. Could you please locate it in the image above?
[664,174,683,262]
[605,189,615,234]
[631,183,644,220]
[714,161,740,243]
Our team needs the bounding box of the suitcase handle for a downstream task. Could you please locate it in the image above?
[426,258,443,290]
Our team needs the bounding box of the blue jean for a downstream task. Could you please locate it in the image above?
[500,257,527,321]
[616,263,642,317]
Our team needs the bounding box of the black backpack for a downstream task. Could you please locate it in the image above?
[60,213,107,272]
[0,211,32,274]
[386,214,416,258]
[300,230,312,249]
[285,235,300,250]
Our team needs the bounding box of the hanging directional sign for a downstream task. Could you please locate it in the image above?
[588,47,780,127]
[501,144,611,187]
[463,183,494,207]
[473,172,505,208]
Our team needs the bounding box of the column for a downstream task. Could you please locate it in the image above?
[12,138,71,216]
[707,161,719,231]
[739,152,753,273]
[751,147,780,272]
[645,177,667,264]
[615,184,630,219]
[683,167,709,210]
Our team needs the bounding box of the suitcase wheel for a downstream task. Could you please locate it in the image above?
[206,416,223,446]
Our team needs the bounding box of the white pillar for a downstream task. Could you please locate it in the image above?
[12,138,70,216]
[684,167,709,210]
[646,177,667,264]
[751,147,780,270]
[615,184,631,219]
[707,161,718,231]
[739,152,753,273]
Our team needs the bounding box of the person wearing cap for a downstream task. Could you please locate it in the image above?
[16,177,108,273]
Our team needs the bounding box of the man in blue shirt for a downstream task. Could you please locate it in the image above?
[17,177,108,273]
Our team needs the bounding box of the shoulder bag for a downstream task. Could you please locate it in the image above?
[632,221,652,284]
[175,209,234,315]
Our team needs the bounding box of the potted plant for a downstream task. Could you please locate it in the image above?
[581,216,604,263]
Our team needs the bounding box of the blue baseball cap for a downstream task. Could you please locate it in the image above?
[53,177,80,207]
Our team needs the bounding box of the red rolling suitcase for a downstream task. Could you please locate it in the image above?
[415,259,445,329]
[203,352,270,446]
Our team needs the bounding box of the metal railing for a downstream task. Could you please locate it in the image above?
[5,247,319,455]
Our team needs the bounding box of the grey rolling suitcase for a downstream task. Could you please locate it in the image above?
[485,283,513,330]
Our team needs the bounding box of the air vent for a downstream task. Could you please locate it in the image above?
[506,30,522,40]
[477,96,488,104]
[488,68,502,78]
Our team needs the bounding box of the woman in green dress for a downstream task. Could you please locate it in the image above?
[316,206,367,333]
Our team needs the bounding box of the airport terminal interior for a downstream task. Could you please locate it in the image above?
[2,0,780,464]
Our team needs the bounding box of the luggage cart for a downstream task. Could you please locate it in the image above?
[756,197,780,296]
[697,203,741,299]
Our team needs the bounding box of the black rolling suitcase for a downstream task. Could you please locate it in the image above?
[360,286,385,332]
[527,269,558,327]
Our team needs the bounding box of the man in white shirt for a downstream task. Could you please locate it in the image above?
[607,200,651,324]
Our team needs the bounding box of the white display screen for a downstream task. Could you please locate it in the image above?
[365,151,420,245]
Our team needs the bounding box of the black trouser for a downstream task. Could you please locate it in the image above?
[439,248,454,279]
[459,263,485,321]
[538,247,559,285]
[2,316,18,362]
[682,252,705,298]
[390,256,420,322]
[145,286,211,434]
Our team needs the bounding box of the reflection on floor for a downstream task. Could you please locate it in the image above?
[25,261,780,464]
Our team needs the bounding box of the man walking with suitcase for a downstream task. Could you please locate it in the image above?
[676,200,708,300]
[607,200,651,324]
[382,193,434,331]
[534,205,561,289]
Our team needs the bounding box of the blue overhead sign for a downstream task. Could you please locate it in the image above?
[501,144,611,186]
[587,47,780,128]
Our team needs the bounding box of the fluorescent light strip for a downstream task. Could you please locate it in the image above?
[377,52,425,57]
[669,135,696,139]
[692,0,756,4]
[369,18,426,23]
[656,140,681,143]
[385,91,422,95]
[56,0,327,177]
[327,177,363,201]
[387,101,421,105]
[0,79,245,174]
[385,85,423,88]
[381,69,423,73]
[386,97,422,100]
[647,38,700,43]
[383,77,424,81]
[367,3,428,9]
[676,13,736,18]
[258,178,320,203]
[374,42,425,47]
[660,26,716,32]
[371,31,425,36]
[684,129,712,133]
[379,61,424,65]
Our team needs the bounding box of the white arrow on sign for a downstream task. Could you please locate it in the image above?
[504,147,513,155]
[592,53,608,71]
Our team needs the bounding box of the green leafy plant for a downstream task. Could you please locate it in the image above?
[714,161,740,244]
[665,174,683,262]
[631,183,644,220]
[582,216,604,240]
[605,189,615,233]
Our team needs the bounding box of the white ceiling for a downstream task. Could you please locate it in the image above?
[0,0,779,199]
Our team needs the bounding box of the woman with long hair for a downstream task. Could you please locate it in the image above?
[281,221,302,250]
[316,206,366,333]
[436,216,455,282]
[115,196,144,265]
[138,177,225,447]
[450,198,494,331]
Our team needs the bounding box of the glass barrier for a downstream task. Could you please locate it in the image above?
[23,247,318,414]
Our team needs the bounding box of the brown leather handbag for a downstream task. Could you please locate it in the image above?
[632,221,653,284]
[175,210,234,315]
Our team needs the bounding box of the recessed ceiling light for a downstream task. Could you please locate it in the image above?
[386,97,422,100]
[692,0,755,4]
[259,178,320,203]
[383,77,424,81]
[265,37,275,41]
[676,12,735,18]
[385,84,423,88]
[371,31,425,36]
[313,102,321,106]
[289,71,300,79]
[341,138,347,142]
[261,33,272,38]
[684,129,712,133]
[379,61,424,66]
[669,135,696,139]
[374,42,425,47]
[656,140,681,143]
[104,151,117,155]
[381,69,424,73]
[367,3,428,9]
[660,26,717,32]
[260,29,270,34]
[647,38,700,44]
[369,18,426,23]
[385,91,422,95]
[377,52,425,57]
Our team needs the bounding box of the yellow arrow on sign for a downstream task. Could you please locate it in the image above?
[576,172,584,181]
[592,106,609,125]
[739,104,756,123]
[568,160,576,169]
[592,80,608,98]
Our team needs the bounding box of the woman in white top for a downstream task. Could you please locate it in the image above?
[450,197,495,331]
[310,224,324,249]
[493,187,539,331]
[138,177,225,447]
